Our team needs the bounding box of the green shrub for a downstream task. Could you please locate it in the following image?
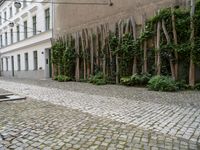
[194,83,200,90]
[54,76,59,81]
[89,72,107,85]
[120,76,132,86]
[120,74,151,86]
[130,74,141,85]
[176,80,190,90]
[54,75,71,82]
[139,73,151,85]
[147,76,178,92]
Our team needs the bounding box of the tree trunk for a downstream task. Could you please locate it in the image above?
[84,29,91,78]
[90,29,94,75]
[130,17,137,74]
[171,6,179,80]
[81,30,87,80]
[75,32,80,81]
[162,19,175,79]
[156,21,161,75]
[189,0,195,87]
[101,24,106,76]
[116,54,119,84]
[96,27,100,67]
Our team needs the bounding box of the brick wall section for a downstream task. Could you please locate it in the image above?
[54,0,187,37]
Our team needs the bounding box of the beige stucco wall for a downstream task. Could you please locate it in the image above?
[54,0,187,37]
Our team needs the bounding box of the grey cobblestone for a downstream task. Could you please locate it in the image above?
[0,79,200,149]
[0,79,200,144]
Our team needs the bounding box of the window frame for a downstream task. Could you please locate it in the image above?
[17,54,21,71]
[17,25,20,42]
[24,52,29,71]
[33,51,38,70]
[45,8,50,31]
[5,32,7,46]
[32,16,37,35]
[24,21,28,39]
[9,6,12,18]
[10,29,13,44]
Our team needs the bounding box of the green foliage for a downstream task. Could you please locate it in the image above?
[120,74,151,86]
[54,75,71,82]
[148,76,178,92]
[89,72,107,85]
[175,80,190,90]
[120,76,133,86]
[193,38,200,66]
[52,38,76,78]
[194,83,200,90]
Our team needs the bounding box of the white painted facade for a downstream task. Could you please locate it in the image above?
[0,0,52,79]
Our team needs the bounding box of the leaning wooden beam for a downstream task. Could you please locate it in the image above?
[156,21,161,76]
[171,6,179,80]
[90,29,94,75]
[81,29,87,80]
[116,20,122,84]
[162,19,175,80]
[142,14,148,74]
[75,32,80,81]
[130,16,137,74]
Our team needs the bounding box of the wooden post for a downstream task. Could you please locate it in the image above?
[90,29,94,75]
[130,17,137,75]
[162,19,175,79]
[189,0,195,87]
[75,32,80,81]
[156,21,161,76]
[171,6,179,80]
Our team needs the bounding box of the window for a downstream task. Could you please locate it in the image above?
[10,29,13,44]
[9,7,12,18]
[23,0,27,8]
[17,54,21,71]
[5,32,7,46]
[6,57,8,71]
[17,25,20,42]
[33,51,38,70]
[24,53,28,71]
[0,16,2,25]
[16,6,19,13]
[45,8,50,31]
[1,58,3,71]
[24,21,27,39]
[32,16,36,35]
[4,11,6,22]
[0,35,2,48]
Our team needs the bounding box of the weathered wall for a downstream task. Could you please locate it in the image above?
[54,0,187,37]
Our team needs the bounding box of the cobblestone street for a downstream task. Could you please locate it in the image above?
[0,78,200,149]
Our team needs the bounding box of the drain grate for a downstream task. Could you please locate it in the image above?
[0,93,26,102]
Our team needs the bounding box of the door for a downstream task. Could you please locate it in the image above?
[45,48,52,78]
[11,56,14,77]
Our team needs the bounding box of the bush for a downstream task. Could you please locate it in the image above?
[54,75,71,82]
[120,76,133,86]
[176,80,190,90]
[194,83,200,90]
[139,73,152,85]
[120,73,151,86]
[89,72,107,85]
[147,76,178,92]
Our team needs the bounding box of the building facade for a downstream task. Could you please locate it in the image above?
[54,0,188,37]
[0,0,52,79]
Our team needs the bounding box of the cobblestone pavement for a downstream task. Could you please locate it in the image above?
[0,78,200,149]
[1,78,200,108]
[1,99,199,150]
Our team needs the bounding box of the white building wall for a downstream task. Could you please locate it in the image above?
[0,0,53,79]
